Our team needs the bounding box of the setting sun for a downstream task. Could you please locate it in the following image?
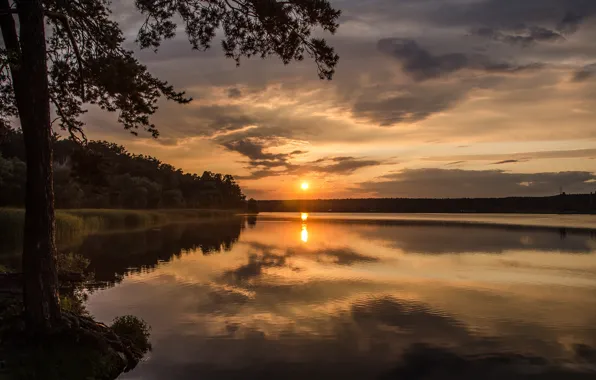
[301,182,309,190]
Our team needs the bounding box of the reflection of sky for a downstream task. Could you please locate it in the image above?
[86,218,596,379]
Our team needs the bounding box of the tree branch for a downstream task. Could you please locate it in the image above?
[45,10,85,101]
[49,93,87,145]
[0,0,20,58]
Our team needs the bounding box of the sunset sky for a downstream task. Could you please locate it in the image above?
[83,0,596,200]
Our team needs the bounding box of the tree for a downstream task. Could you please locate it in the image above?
[0,0,340,330]
[247,198,259,214]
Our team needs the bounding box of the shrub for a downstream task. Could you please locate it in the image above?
[110,315,152,354]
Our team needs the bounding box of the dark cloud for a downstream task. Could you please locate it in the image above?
[221,138,313,177]
[309,156,383,175]
[235,170,276,180]
[558,11,585,34]
[470,8,585,47]
[425,148,596,163]
[178,104,257,135]
[378,38,542,81]
[222,138,288,163]
[227,87,242,98]
[221,137,293,178]
[492,159,520,165]
[424,0,596,30]
[351,84,469,125]
[446,161,466,166]
[572,64,596,82]
[378,38,468,80]
[355,169,596,198]
[222,138,385,179]
[472,25,565,46]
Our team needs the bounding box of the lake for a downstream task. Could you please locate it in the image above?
[45,213,596,378]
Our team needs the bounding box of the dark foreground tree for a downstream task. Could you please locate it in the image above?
[0,0,340,330]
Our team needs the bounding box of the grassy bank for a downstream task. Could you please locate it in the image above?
[0,208,239,255]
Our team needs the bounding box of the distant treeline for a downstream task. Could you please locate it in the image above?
[259,194,596,214]
[0,128,252,210]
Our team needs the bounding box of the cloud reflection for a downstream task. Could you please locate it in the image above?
[83,217,596,380]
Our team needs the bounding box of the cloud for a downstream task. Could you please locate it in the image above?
[181,104,258,136]
[309,156,383,175]
[472,26,565,46]
[470,9,587,47]
[355,169,596,198]
[377,38,543,82]
[572,63,596,82]
[79,0,596,201]
[424,0,596,30]
[351,83,470,125]
[470,7,588,47]
[238,156,384,180]
[220,137,295,177]
[222,137,385,179]
[235,170,280,180]
[425,149,596,163]
[558,11,585,34]
[227,87,242,98]
[492,159,520,165]
[222,138,290,164]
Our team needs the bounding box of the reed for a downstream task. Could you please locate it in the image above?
[0,208,236,255]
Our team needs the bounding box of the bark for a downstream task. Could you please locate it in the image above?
[9,0,62,329]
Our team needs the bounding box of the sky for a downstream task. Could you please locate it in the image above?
[83,0,596,200]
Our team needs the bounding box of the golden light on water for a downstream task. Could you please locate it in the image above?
[300,212,309,242]
[301,224,309,243]
[301,182,309,190]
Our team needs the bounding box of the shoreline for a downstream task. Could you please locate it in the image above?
[258,212,596,233]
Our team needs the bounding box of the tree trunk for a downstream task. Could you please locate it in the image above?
[15,0,62,330]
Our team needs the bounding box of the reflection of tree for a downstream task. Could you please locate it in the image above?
[79,217,245,288]
[353,223,596,255]
[247,215,258,228]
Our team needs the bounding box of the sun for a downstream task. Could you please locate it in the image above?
[301,182,309,190]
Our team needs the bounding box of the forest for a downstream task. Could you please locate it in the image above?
[259,194,596,214]
[0,128,249,210]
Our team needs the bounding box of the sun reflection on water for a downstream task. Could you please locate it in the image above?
[301,224,309,243]
[301,213,309,242]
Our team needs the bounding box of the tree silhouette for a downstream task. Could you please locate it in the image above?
[0,0,340,330]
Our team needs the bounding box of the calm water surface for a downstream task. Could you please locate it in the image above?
[80,213,596,379]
